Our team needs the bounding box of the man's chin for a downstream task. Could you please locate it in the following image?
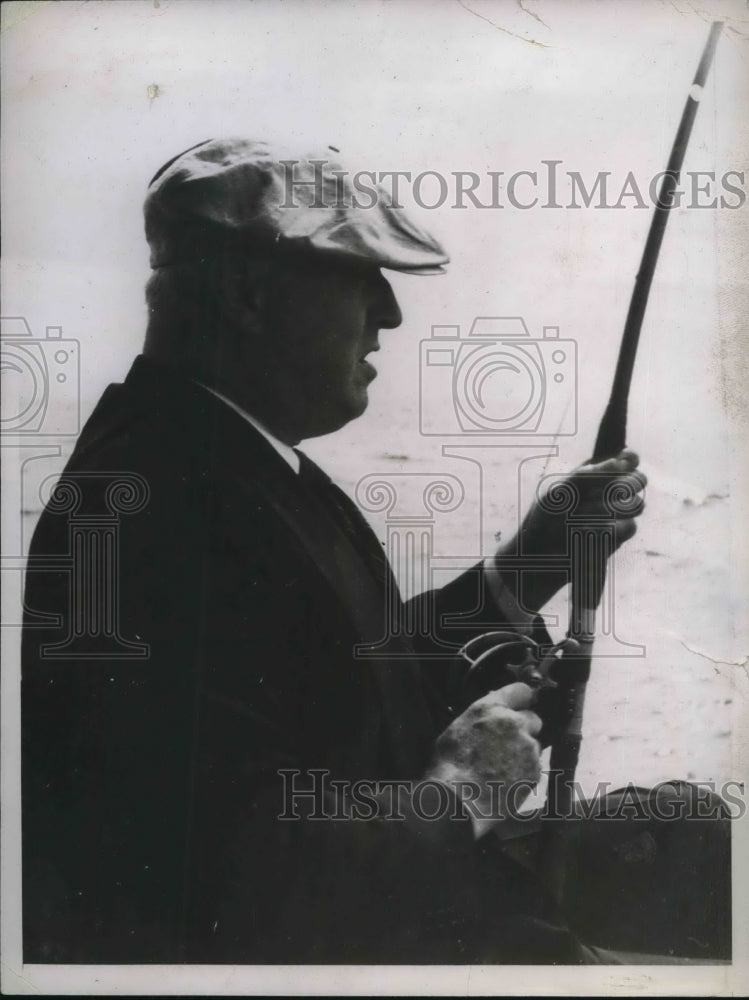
[303,392,369,440]
[336,392,370,429]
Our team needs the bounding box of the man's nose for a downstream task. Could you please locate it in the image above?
[372,274,403,330]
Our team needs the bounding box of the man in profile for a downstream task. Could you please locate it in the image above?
[23,139,724,965]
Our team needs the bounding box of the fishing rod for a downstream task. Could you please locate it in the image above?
[460,20,724,900]
[541,19,724,899]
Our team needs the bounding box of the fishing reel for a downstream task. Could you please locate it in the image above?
[458,630,581,710]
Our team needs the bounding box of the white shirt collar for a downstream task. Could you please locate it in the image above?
[198,383,301,474]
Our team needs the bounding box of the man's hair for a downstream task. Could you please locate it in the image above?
[143,251,275,378]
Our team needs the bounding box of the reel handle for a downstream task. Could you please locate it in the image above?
[459,631,581,703]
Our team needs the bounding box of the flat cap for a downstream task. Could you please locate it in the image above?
[144,138,449,274]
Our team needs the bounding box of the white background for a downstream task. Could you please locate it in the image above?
[2,0,748,994]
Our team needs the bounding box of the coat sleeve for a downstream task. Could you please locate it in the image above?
[404,561,553,725]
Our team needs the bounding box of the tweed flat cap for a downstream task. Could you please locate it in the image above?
[144,138,449,274]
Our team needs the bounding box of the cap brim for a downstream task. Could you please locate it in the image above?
[385,263,448,275]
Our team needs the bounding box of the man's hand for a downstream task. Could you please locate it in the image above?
[426,683,542,837]
[495,448,647,612]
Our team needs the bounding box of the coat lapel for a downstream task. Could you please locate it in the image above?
[106,356,438,774]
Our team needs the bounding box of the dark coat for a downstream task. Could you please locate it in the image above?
[22,355,571,964]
